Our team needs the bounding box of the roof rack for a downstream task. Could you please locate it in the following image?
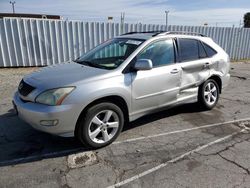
[155,31,206,37]
[122,31,206,37]
[121,31,166,36]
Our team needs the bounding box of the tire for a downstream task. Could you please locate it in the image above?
[198,79,219,110]
[75,102,124,148]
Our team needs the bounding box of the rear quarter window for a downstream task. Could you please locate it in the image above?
[202,42,217,57]
[198,41,207,59]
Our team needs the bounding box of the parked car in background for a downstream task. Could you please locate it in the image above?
[13,31,230,148]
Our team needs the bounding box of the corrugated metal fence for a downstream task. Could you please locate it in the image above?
[0,18,250,67]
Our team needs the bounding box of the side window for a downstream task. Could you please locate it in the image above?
[178,38,199,62]
[137,39,175,67]
[202,42,217,57]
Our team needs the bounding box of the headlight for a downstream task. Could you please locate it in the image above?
[35,87,75,106]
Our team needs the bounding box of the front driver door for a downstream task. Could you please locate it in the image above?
[131,39,181,115]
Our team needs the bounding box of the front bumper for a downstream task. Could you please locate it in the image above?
[13,92,79,137]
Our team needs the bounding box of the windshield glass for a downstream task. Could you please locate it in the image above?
[75,38,144,70]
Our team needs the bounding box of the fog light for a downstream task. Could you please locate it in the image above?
[40,120,58,126]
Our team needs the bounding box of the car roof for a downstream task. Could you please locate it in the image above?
[116,31,208,41]
[116,33,153,40]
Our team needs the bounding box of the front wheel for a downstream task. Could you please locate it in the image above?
[75,102,124,148]
[198,79,219,110]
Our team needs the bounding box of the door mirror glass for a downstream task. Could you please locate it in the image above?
[134,59,153,71]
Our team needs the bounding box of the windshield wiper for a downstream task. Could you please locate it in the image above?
[74,60,105,69]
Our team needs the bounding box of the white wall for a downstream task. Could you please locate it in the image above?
[0,18,250,67]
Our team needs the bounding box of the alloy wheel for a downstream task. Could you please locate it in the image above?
[204,82,218,106]
[88,110,119,144]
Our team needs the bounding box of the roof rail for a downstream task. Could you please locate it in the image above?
[157,31,206,37]
[121,31,166,36]
[121,31,206,37]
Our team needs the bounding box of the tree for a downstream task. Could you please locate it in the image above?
[244,12,250,28]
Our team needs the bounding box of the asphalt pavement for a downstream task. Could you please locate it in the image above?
[0,62,250,188]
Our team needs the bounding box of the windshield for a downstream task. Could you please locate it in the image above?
[75,38,144,70]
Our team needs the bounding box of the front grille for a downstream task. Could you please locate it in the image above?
[18,80,35,97]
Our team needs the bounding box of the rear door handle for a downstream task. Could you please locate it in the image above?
[203,62,210,68]
[170,69,179,74]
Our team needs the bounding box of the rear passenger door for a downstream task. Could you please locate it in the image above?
[177,38,211,89]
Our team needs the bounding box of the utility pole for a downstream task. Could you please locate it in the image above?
[9,1,16,14]
[165,11,169,30]
[120,12,125,34]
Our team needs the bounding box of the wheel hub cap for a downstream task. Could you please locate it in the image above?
[88,110,119,144]
[204,82,218,106]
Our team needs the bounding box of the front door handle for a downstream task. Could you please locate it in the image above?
[170,69,179,74]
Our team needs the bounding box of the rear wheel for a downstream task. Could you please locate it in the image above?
[76,102,124,148]
[198,79,219,110]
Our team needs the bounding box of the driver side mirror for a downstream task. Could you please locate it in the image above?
[134,59,153,71]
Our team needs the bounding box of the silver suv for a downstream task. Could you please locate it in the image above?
[13,31,230,148]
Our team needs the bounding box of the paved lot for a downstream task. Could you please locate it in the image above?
[0,62,250,188]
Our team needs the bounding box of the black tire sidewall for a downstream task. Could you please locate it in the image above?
[77,102,124,148]
[199,79,219,110]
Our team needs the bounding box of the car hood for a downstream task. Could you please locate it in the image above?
[24,62,111,89]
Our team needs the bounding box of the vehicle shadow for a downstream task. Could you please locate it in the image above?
[0,109,84,167]
[0,103,204,167]
[125,103,205,130]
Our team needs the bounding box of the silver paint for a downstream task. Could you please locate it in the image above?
[13,34,230,137]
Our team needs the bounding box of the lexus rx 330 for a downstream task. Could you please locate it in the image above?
[13,31,230,148]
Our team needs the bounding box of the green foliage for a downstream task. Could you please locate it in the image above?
[244,12,250,28]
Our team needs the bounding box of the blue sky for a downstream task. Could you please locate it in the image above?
[0,0,249,27]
